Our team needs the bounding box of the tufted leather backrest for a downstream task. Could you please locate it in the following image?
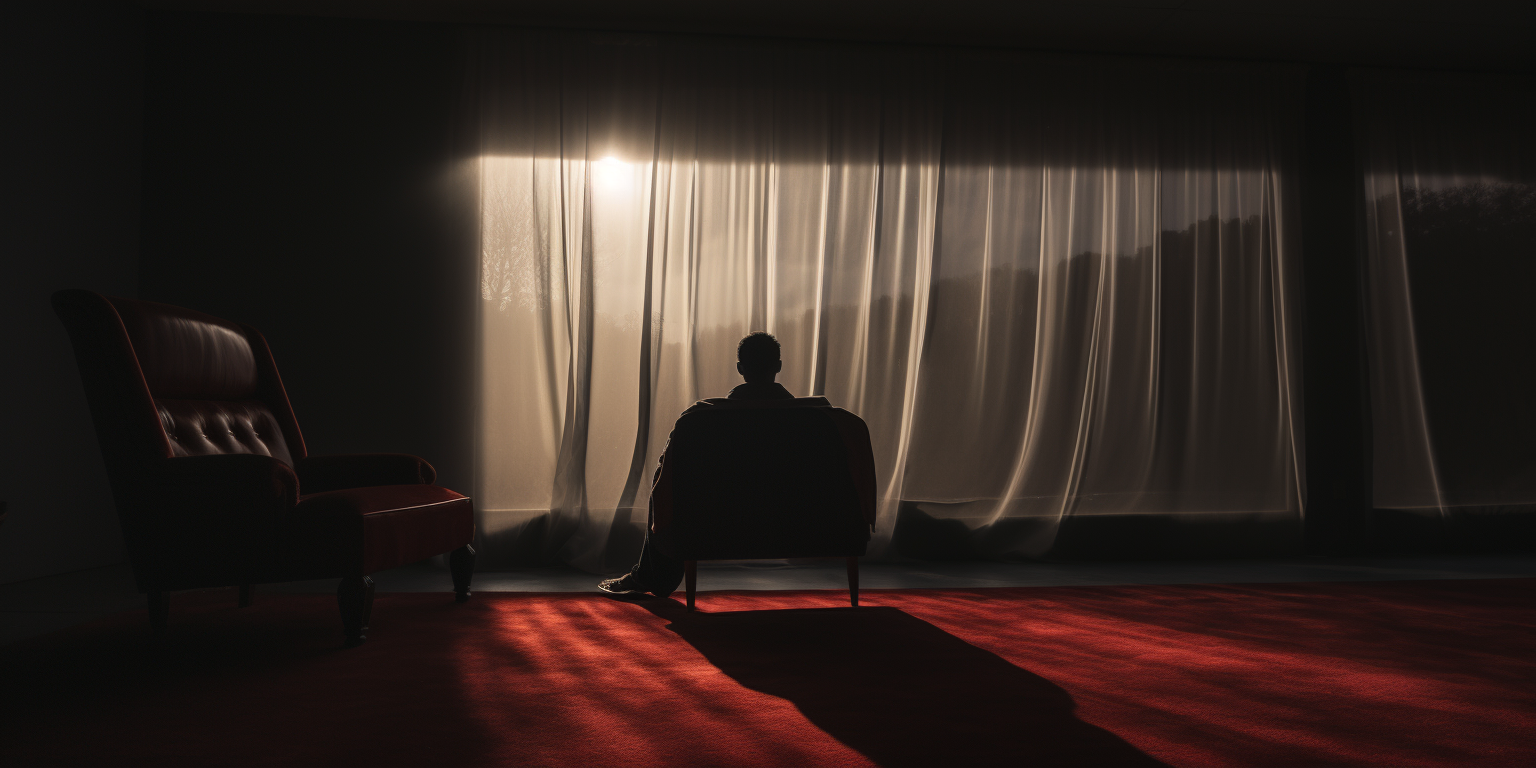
[114,301,259,400]
[113,300,301,466]
[54,291,307,470]
[156,400,294,463]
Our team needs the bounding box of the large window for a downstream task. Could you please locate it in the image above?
[1360,71,1536,515]
[473,33,1305,570]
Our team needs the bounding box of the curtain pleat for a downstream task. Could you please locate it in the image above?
[1358,72,1536,515]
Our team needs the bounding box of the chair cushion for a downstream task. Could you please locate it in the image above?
[296,453,437,494]
[290,485,474,576]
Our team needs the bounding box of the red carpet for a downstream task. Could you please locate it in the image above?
[2,579,1534,767]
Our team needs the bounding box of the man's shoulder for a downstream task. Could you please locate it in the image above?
[678,396,831,420]
[680,398,729,417]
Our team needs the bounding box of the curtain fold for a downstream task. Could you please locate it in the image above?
[1358,71,1536,516]
[473,32,1305,571]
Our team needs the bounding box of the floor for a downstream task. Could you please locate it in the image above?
[4,553,1536,647]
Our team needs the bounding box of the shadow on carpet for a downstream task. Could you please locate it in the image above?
[643,601,1162,767]
[1,579,1533,767]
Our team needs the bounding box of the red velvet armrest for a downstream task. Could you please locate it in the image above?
[153,453,300,509]
[295,454,437,494]
[121,454,301,590]
[134,453,300,542]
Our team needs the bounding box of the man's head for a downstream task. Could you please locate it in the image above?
[736,332,782,383]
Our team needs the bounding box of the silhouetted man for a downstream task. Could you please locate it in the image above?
[598,331,793,597]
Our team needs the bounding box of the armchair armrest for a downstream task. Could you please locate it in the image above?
[126,453,300,543]
[295,453,437,494]
[154,453,300,508]
[112,454,301,589]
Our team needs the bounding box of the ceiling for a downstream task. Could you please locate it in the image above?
[141,0,1536,70]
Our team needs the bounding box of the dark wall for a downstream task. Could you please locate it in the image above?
[1299,67,1372,554]
[139,13,479,494]
[144,0,1536,73]
[0,1,144,584]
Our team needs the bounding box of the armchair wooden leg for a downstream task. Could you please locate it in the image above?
[685,560,697,611]
[449,544,476,603]
[238,584,254,608]
[338,576,375,647]
[847,557,859,607]
[147,591,168,638]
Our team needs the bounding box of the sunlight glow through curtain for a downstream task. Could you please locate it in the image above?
[472,33,1305,571]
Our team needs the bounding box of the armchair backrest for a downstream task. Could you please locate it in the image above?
[52,291,308,485]
[663,400,876,560]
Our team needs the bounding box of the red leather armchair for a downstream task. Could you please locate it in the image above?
[651,397,877,609]
[53,290,475,645]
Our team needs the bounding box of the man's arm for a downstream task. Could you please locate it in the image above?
[649,448,674,533]
[649,401,712,534]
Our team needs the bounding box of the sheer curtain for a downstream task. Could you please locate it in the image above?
[1359,72,1536,517]
[471,32,1305,571]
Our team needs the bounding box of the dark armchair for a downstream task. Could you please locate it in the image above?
[53,290,475,645]
[651,397,877,609]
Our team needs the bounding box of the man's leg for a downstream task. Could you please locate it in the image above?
[599,506,685,597]
[627,528,685,596]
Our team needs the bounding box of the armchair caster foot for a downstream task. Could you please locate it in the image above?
[684,560,697,611]
[450,544,476,603]
[338,575,374,647]
[847,556,859,607]
[147,591,168,638]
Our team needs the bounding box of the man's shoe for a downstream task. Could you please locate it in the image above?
[597,573,654,598]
